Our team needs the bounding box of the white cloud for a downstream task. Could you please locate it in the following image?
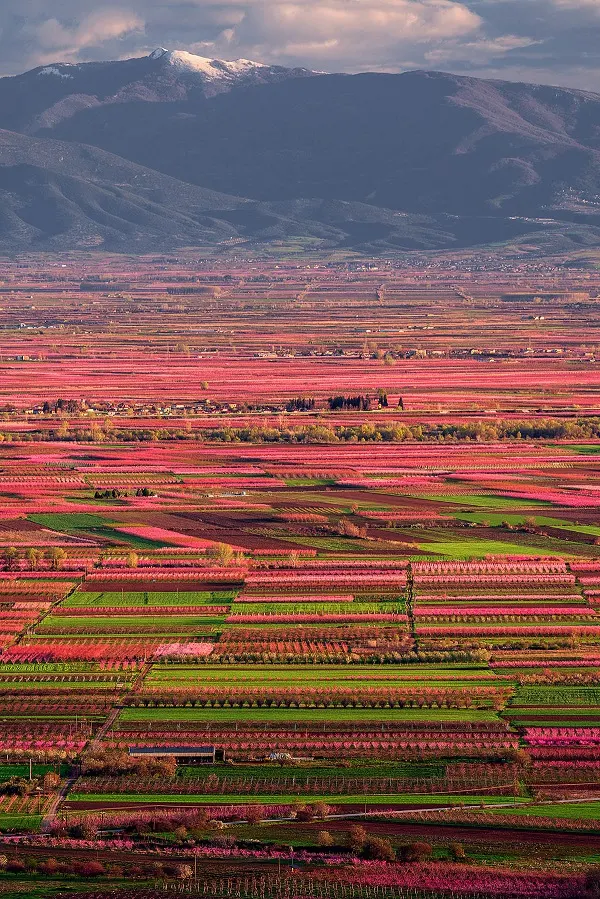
[0,0,598,91]
[423,34,539,67]
[27,8,144,64]
[551,0,600,8]
[227,0,482,66]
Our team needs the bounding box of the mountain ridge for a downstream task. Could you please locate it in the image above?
[0,49,318,136]
[1,53,600,254]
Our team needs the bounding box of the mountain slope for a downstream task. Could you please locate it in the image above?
[34,67,600,224]
[1,129,589,253]
[0,130,248,250]
[2,55,600,252]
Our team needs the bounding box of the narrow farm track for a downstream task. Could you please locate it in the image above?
[90,706,124,751]
[41,775,78,831]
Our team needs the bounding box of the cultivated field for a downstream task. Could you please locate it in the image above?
[0,258,598,897]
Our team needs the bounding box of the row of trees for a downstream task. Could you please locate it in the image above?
[286,397,315,412]
[121,542,243,570]
[328,391,390,410]
[4,546,66,570]
[5,415,600,445]
[132,685,509,711]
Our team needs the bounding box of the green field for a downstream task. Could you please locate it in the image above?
[64,591,236,608]
[0,814,44,832]
[512,686,600,706]
[177,761,446,779]
[453,512,600,537]
[29,513,109,531]
[418,537,573,559]
[284,478,337,487]
[29,513,171,548]
[37,615,226,634]
[144,663,501,689]
[0,764,69,778]
[0,680,130,690]
[418,495,552,509]
[488,801,600,820]
[229,602,404,614]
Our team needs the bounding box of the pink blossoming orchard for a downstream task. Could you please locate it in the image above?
[0,260,598,896]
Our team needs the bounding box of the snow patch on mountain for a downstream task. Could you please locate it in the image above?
[39,66,74,79]
[152,49,268,81]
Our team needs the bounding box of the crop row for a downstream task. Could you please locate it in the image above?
[525,727,600,745]
[0,642,164,663]
[413,606,596,617]
[235,594,354,603]
[413,562,568,573]
[414,575,576,585]
[418,625,600,635]
[74,771,514,795]
[84,568,246,581]
[130,685,509,710]
[246,576,408,586]
[50,605,229,616]
[257,560,409,569]
[415,594,586,603]
[226,613,408,624]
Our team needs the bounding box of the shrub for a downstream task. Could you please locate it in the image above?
[295,804,315,822]
[245,806,264,825]
[312,801,332,820]
[70,820,98,839]
[400,841,433,863]
[39,858,60,875]
[76,861,105,877]
[318,830,335,847]
[6,860,26,873]
[450,843,467,861]
[363,837,396,862]
[348,824,368,853]
[42,772,61,793]
[176,864,194,880]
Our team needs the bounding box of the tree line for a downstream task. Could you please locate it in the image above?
[1,416,599,444]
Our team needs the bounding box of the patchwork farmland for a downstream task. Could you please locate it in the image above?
[0,259,599,896]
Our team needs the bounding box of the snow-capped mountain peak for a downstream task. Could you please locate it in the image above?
[151,48,268,81]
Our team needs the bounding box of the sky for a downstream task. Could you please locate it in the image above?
[2,0,600,90]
